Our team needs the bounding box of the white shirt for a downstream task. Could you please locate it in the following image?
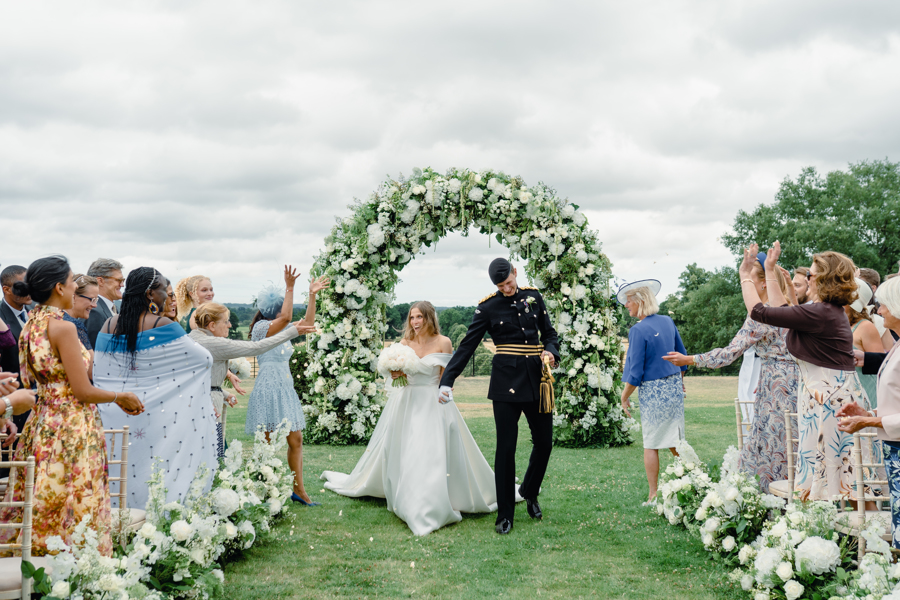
[99,295,116,313]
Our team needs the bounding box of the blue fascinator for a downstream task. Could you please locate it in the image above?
[756,252,767,272]
[256,283,285,320]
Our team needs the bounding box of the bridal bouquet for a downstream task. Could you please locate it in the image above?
[377,344,418,387]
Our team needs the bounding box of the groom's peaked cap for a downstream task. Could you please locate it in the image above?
[489,258,512,284]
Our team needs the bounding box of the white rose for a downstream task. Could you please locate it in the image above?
[770,520,788,538]
[724,487,739,502]
[738,545,754,565]
[783,580,804,600]
[51,581,70,597]
[170,520,192,542]
[788,511,804,525]
[225,522,238,538]
[695,507,708,521]
[190,547,206,565]
[269,498,283,515]
[701,532,714,547]
[754,592,770,600]
[776,561,793,581]
[704,517,721,532]
[139,522,157,539]
[722,536,736,552]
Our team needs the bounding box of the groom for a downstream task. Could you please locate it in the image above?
[439,258,559,534]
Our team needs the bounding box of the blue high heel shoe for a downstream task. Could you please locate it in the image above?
[291,492,321,507]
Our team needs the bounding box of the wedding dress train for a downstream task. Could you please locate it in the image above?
[321,352,511,536]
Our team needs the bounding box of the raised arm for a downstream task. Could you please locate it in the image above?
[763,242,788,308]
[266,265,299,338]
[299,276,331,326]
[670,317,765,370]
[200,323,303,361]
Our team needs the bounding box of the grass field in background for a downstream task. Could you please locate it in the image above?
[222,376,744,599]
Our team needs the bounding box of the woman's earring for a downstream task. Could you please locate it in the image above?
[149,302,160,315]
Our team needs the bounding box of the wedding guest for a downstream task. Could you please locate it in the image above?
[163,282,177,321]
[740,243,878,503]
[0,256,143,556]
[792,267,810,304]
[848,278,885,407]
[63,274,99,355]
[85,258,124,348]
[94,267,215,509]
[664,254,798,492]
[619,280,687,506]
[858,268,880,296]
[246,268,329,504]
[174,275,213,332]
[0,265,33,435]
[190,302,314,459]
[837,275,900,548]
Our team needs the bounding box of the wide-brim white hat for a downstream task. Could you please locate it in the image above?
[850,277,873,313]
[616,279,662,305]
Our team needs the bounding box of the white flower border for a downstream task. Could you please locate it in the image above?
[300,167,637,447]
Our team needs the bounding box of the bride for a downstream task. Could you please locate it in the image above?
[321,301,512,536]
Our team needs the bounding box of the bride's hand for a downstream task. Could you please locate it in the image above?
[390,370,404,380]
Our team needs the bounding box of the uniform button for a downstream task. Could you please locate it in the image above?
[518,313,521,316]
[522,328,525,331]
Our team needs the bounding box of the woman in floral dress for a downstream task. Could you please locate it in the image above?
[739,244,881,504]
[664,253,798,493]
[0,256,143,556]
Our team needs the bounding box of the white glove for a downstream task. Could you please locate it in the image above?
[438,386,453,404]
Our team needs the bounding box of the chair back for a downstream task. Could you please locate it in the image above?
[849,431,889,563]
[105,427,129,509]
[783,410,799,504]
[734,398,754,449]
[0,456,35,599]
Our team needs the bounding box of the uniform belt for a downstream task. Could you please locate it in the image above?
[494,344,543,356]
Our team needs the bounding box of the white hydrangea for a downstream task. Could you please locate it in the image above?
[794,536,841,575]
[211,488,241,517]
[170,520,192,542]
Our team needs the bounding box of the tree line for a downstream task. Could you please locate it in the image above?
[662,158,900,374]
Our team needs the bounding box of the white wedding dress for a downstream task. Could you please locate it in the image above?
[321,352,509,536]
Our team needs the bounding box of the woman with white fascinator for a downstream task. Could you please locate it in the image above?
[245,266,330,506]
[846,277,884,407]
[618,279,688,506]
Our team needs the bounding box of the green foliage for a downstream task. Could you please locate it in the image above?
[722,159,900,275]
[438,306,476,336]
[289,343,314,409]
[385,302,414,339]
[448,323,468,347]
[661,264,747,376]
[227,310,242,339]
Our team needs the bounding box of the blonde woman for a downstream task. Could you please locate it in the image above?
[663,253,798,493]
[174,275,214,332]
[189,302,315,459]
[322,302,507,536]
[618,280,687,506]
[62,274,99,355]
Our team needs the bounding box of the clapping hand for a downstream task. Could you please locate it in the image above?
[836,401,868,419]
[284,265,300,289]
[309,276,331,295]
[739,243,759,280]
[292,322,319,335]
[764,241,782,273]
[835,402,872,435]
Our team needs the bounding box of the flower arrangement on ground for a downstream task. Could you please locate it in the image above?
[300,167,627,448]
[697,446,785,558]
[37,423,295,599]
[656,440,713,528]
[731,500,857,600]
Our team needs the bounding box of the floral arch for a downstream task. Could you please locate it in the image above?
[297,167,639,448]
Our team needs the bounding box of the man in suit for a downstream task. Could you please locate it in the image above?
[439,258,559,535]
[85,258,125,348]
[0,264,32,436]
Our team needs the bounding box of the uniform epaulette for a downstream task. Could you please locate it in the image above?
[479,292,498,304]
[520,286,538,291]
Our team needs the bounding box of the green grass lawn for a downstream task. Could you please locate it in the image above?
[222,376,745,599]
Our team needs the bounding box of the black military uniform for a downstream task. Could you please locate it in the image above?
[440,262,559,529]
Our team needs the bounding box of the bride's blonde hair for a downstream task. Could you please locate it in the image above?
[402,301,441,341]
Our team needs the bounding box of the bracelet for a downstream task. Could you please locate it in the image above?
[286,289,293,292]
[740,279,754,285]
[113,391,119,404]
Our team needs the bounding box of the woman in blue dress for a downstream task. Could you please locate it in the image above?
[618,280,687,506]
[245,266,330,505]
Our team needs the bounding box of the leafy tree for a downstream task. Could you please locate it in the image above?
[385,302,414,339]
[448,323,468,347]
[722,159,900,275]
[438,306,476,335]
[660,264,747,375]
[227,310,242,339]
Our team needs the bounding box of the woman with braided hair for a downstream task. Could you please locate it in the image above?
[174,274,214,333]
[94,267,218,509]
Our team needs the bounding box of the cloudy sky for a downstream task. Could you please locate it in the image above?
[3,1,899,306]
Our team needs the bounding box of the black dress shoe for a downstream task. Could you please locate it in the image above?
[495,518,513,534]
[525,497,542,519]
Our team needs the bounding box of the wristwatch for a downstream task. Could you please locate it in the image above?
[1,396,12,420]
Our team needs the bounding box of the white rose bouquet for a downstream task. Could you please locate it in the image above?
[377,343,419,387]
[655,440,712,528]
